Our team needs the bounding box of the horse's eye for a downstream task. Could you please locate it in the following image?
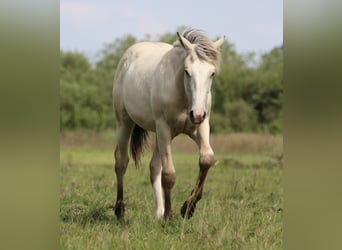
[210,72,215,78]
[184,69,191,77]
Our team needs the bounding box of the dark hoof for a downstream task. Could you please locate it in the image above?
[114,201,125,220]
[163,211,173,220]
[181,200,197,219]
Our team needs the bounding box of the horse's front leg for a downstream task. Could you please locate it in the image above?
[156,119,176,219]
[181,119,215,219]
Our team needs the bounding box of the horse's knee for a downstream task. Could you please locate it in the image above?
[161,171,176,190]
[199,152,215,169]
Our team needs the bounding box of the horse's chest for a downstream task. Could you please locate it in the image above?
[166,111,195,135]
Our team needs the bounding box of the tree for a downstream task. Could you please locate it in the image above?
[60,29,283,134]
[96,35,136,74]
[60,50,92,82]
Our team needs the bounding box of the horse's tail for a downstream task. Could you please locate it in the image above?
[130,124,149,168]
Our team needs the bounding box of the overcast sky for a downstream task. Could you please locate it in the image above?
[60,0,282,56]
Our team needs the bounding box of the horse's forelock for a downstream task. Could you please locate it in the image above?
[181,29,220,68]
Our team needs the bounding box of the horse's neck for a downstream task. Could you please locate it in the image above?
[162,47,188,109]
[168,47,186,91]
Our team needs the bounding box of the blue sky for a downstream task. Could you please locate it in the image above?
[60,0,282,56]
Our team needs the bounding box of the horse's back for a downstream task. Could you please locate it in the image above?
[114,42,172,84]
[113,42,172,130]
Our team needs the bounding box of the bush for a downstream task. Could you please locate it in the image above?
[226,100,257,132]
[210,112,232,133]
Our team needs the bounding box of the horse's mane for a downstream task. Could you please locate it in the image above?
[174,28,220,68]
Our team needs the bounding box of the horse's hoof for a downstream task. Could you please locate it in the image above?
[162,207,173,220]
[180,200,196,219]
[114,201,125,220]
[163,212,173,220]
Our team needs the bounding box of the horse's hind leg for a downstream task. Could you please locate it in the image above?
[114,119,134,220]
[149,141,164,218]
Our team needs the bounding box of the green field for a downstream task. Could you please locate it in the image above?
[60,131,283,249]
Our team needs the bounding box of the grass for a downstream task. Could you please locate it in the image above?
[60,131,283,249]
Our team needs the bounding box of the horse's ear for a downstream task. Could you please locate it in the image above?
[177,32,194,51]
[213,36,225,49]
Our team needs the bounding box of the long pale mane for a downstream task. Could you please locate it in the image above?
[174,28,220,68]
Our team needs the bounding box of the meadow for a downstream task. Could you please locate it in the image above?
[60,131,283,249]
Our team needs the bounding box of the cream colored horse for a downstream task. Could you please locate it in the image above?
[113,29,224,219]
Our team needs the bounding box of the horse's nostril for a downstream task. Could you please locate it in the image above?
[203,112,206,120]
[189,111,194,119]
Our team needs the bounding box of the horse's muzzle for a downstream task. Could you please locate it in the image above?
[189,110,206,124]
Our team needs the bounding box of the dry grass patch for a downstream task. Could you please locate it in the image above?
[60,130,283,156]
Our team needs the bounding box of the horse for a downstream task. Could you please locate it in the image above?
[112,29,224,220]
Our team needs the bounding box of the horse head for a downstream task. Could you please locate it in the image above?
[177,30,224,124]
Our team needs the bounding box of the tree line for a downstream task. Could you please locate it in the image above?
[60,29,283,133]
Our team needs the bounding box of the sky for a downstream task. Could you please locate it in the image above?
[60,0,283,58]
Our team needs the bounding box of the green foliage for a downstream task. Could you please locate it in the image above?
[96,35,136,75]
[60,51,92,83]
[60,50,114,131]
[227,99,258,132]
[211,42,283,133]
[60,29,283,133]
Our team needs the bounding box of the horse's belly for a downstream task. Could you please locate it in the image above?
[127,107,156,132]
[123,86,156,132]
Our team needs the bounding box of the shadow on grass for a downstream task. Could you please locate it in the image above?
[61,203,199,232]
[61,204,130,226]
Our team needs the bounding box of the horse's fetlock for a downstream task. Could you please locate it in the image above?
[114,200,125,220]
